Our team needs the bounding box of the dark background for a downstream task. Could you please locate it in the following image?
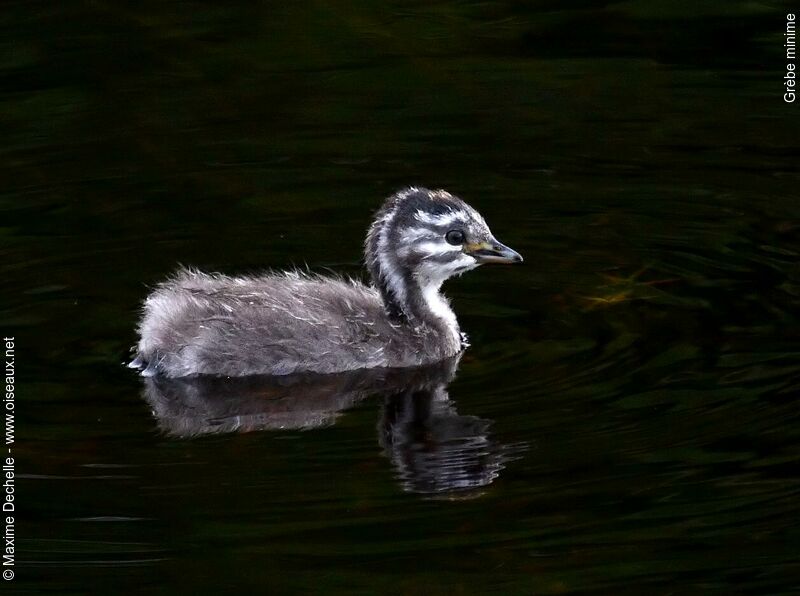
[1,1,798,594]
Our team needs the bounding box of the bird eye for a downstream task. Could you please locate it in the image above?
[445,230,466,245]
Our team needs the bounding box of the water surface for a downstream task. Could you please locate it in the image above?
[2,2,799,594]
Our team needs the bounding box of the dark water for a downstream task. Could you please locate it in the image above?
[2,2,799,594]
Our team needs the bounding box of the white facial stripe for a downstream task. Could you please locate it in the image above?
[413,209,468,227]
[416,241,462,257]
[397,240,461,259]
[397,226,439,243]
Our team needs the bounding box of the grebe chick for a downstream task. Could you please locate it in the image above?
[131,187,522,377]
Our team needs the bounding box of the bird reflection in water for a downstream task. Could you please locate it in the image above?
[142,356,524,495]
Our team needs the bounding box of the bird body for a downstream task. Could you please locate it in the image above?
[132,187,521,377]
[135,268,459,377]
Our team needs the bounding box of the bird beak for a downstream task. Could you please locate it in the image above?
[466,239,524,264]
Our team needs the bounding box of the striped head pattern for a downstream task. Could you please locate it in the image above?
[365,187,522,321]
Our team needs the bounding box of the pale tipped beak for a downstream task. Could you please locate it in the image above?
[466,239,523,264]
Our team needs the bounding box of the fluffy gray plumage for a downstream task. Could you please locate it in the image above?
[132,186,522,377]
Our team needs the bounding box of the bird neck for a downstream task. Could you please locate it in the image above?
[371,259,459,340]
[364,205,460,345]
